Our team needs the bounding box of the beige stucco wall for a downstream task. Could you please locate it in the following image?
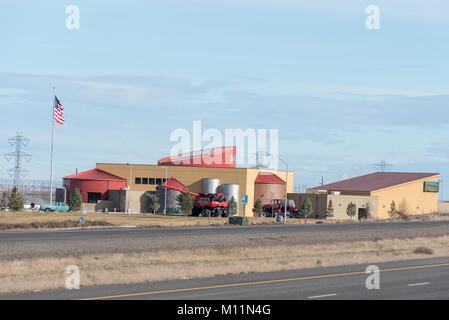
[288,193,327,218]
[96,163,293,217]
[438,201,449,213]
[288,193,378,220]
[370,175,439,219]
[327,194,378,220]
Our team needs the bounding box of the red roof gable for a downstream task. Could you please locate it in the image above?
[309,172,439,192]
[162,177,188,191]
[63,168,126,181]
[255,172,286,184]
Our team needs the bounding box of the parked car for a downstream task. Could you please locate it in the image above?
[41,202,70,213]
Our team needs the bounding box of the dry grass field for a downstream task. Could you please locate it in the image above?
[0,210,321,229]
[1,235,448,294]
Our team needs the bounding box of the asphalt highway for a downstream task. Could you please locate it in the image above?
[1,219,449,242]
[4,256,449,299]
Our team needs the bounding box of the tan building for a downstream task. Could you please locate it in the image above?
[307,172,440,220]
[96,163,293,216]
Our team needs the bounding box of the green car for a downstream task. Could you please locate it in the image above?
[41,202,70,213]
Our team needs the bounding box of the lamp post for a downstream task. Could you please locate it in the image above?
[161,166,167,214]
[127,163,132,214]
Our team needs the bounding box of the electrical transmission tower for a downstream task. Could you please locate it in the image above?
[4,132,32,189]
[374,160,392,172]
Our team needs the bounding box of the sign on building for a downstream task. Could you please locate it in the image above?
[424,181,439,192]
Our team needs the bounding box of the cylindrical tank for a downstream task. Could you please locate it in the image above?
[157,188,181,213]
[222,184,240,215]
[254,183,285,206]
[203,178,220,194]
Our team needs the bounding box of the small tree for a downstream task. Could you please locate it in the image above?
[69,188,83,212]
[227,196,237,216]
[253,198,263,216]
[148,194,160,213]
[0,191,8,210]
[365,202,371,219]
[302,198,313,223]
[346,201,356,220]
[326,200,334,218]
[388,200,398,218]
[9,187,24,214]
[176,190,194,218]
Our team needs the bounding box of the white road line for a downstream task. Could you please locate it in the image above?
[308,293,338,299]
[407,282,430,287]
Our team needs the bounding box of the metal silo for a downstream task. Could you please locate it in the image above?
[203,178,220,194]
[157,188,181,213]
[222,184,240,215]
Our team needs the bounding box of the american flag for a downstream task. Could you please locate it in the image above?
[53,96,64,125]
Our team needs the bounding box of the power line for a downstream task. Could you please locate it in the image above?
[374,160,392,172]
[4,132,32,190]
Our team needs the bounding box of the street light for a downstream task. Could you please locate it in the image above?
[161,166,167,214]
[439,179,444,201]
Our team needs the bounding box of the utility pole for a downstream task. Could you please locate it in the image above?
[4,132,32,190]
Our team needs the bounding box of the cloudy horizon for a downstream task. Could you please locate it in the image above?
[1,0,448,198]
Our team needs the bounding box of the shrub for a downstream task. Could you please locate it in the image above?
[253,198,263,215]
[9,186,24,212]
[326,200,334,218]
[413,247,433,255]
[69,188,83,212]
[346,202,356,219]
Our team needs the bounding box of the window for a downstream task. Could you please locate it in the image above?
[156,178,162,185]
[149,178,155,185]
[163,178,167,183]
[142,178,148,184]
[135,177,141,184]
[87,192,102,203]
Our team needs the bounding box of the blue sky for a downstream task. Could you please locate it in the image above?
[0,0,448,198]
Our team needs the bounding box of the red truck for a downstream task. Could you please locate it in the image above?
[191,193,229,217]
[260,199,299,218]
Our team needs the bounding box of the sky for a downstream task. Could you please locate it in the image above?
[0,0,448,198]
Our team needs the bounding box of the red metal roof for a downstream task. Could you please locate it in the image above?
[161,177,199,196]
[255,172,286,184]
[162,177,188,191]
[63,168,126,181]
[158,146,236,168]
[309,172,439,192]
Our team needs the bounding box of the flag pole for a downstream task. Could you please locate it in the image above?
[49,86,55,205]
